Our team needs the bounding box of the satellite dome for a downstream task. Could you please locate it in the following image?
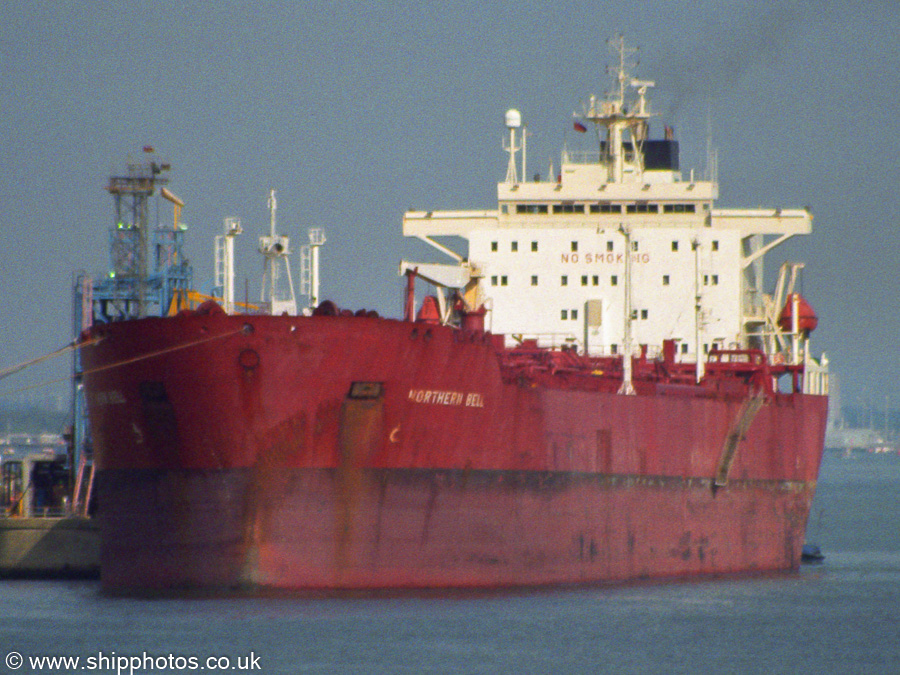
[505,109,522,129]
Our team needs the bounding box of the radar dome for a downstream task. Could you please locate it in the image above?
[505,109,522,129]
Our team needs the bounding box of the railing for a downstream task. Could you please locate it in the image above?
[563,150,602,165]
[562,150,639,166]
[511,333,582,351]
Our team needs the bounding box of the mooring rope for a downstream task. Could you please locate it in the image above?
[77,327,244,377]
[0,337,102,382]
[0,327,244,397]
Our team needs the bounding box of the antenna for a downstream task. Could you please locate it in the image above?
[578,36,653,183]
[268,189,277,238]
[608,33,639,104]
[705,100,718,183]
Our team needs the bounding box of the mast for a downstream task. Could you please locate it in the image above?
[693,238,705,383]
[258,189,297,316]
[268,190,277,306]
[576,35,653,184]
[618,225,635,395]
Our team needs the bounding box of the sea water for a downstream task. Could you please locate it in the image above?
[2,451,899,675]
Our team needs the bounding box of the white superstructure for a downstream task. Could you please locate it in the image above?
[401,37,824,390]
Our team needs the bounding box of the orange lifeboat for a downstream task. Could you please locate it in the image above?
[416,295,442,324]
[778,293,818,336]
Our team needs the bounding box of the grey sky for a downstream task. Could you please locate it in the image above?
[1,0,897,413]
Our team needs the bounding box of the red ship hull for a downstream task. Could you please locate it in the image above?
[82,308,827,592]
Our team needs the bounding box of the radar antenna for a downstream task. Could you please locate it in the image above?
[503,109,522,184]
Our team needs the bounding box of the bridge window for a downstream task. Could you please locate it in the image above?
[591,202,622,213]
[663,204,696,213]
[516,204,549,214]
[626,203,659,214]
[553,203,585,214]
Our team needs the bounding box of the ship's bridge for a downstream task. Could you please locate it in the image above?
[400,36,819,392]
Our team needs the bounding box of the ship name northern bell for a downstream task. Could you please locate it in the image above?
[408,389,484,407]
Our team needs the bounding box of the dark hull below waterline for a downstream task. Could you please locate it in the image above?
[98,467,814,592]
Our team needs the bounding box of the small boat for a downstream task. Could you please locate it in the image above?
[801,544,825,564]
